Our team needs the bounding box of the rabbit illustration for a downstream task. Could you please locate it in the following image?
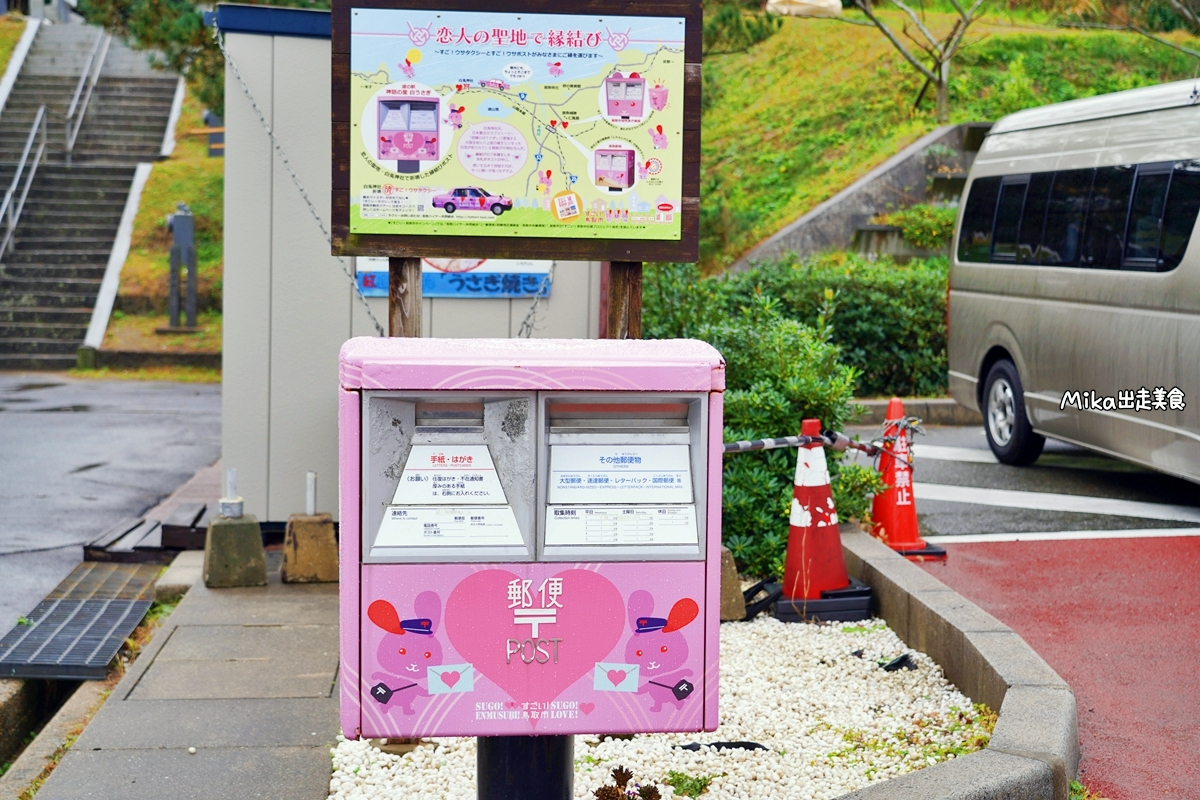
[400,59,415,79]
[637,160,650,181]
[367,592,444,716]
[447,106,465,129]
[624,590,699,712]
[538,169,553,193]
[548,61,564,77]
[650,124,668,150]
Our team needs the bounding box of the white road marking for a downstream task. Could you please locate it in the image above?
[914,445,998,463]
[925,527,1200,543]
[914,483,1200,523]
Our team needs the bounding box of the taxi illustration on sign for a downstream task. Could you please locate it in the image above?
[432,187,514,215]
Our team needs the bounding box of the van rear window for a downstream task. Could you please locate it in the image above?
[957,176,1001,262]
[1160,161,1200,271]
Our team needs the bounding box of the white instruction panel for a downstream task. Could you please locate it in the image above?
[547,445,693,504]
[544,505,698,546]
[391,445,509,505]
[375,506,524,547]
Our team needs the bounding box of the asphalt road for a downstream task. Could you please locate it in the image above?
[844,423,1200,800]
[0,374,221,630]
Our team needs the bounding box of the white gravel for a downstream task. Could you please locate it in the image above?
[328,616,993,799]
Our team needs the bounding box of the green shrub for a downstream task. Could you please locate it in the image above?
[645,265,872,577]
[717,255,949,397]
[872,204,958,251]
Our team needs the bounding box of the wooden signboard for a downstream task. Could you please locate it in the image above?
[331,0,701,264]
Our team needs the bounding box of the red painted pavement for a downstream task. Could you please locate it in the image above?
[920,537,1200,800]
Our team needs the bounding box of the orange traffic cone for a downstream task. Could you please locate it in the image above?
[775,418,871,622]
[871,398,946,562]
[781,418,848,600]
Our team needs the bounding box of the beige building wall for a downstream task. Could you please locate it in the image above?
[224,31,602,522]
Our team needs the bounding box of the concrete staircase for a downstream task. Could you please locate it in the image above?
[0,22,178,370]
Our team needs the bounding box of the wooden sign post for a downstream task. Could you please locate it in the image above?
[332,2,698,786]
[332,0,700,342]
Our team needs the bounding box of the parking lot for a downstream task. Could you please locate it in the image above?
[844,424,1200,800]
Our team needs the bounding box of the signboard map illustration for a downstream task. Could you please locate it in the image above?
[349,9,686,241]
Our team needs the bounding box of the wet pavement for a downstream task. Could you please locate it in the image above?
[842,424,1200,800]
[0,374,220,629]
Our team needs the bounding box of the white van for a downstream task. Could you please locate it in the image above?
[949,79,1200,482]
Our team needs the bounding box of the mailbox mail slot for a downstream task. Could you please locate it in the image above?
[339,338,724,739]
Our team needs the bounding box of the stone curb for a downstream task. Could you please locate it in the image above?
[850,398,982,426]
[0,680,108,798]
[837,529,1079,800]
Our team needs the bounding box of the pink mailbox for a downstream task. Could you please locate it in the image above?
[604,72,645,120]
[338,338,724,740]
[377,96,440,163]
[595,149,636,191]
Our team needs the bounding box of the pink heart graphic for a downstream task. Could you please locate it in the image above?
[440,670,460,688]
[607,669,627,687]
[504,701,518,709]
[579,702,595,716]
[446,569,623,729]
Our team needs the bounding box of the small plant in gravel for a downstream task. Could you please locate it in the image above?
[663,770,715,797]
[593,765,662,799]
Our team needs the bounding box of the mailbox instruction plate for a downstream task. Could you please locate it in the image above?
[376,506,524,547]
[392,445,509,504]
[548,445,693,504]
[545,505,697,546]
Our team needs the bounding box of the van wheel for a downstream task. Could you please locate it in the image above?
[983,360,1044,466]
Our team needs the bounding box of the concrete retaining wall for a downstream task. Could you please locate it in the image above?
[838,529,1079,800]
[732,125,961,269]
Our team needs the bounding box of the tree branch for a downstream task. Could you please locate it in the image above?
[855,0,939,82]
[1127,21,1200,59]
[891,0,942,50]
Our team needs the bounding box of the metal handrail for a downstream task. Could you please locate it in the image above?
[0,105,48,257]
[64,30,111,166]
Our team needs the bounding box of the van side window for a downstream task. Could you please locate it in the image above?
[1040,168,1093,267]
[1018,172,1053,264]
[957,176,1001,262]
[1123,163,1172,270]
[1081,165,1135,269]
[1159,160,1200,272]
[991,179,1028,263]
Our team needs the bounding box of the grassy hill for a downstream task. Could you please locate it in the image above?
[700,9,1200,271]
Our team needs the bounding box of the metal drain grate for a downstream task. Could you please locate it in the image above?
[0,562,160,680]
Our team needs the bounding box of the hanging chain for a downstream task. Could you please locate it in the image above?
[516,261,555,338]
[214,29,385,336]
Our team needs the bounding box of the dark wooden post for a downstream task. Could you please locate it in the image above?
[388,257,422,337]
[606,261,642,340]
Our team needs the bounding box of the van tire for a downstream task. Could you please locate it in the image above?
[983,360,1045,465]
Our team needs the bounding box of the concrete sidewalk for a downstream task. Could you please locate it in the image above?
[37,553,339,800]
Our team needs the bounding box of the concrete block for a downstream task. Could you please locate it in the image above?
[719,546,746,621]
[281,512,339,583]
[990,685,1079,800]
[906,590,1010,701]
[203,514,267,588]
[962,631,1066,714]
[837,748,1054,800]
[156,551,204,600]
